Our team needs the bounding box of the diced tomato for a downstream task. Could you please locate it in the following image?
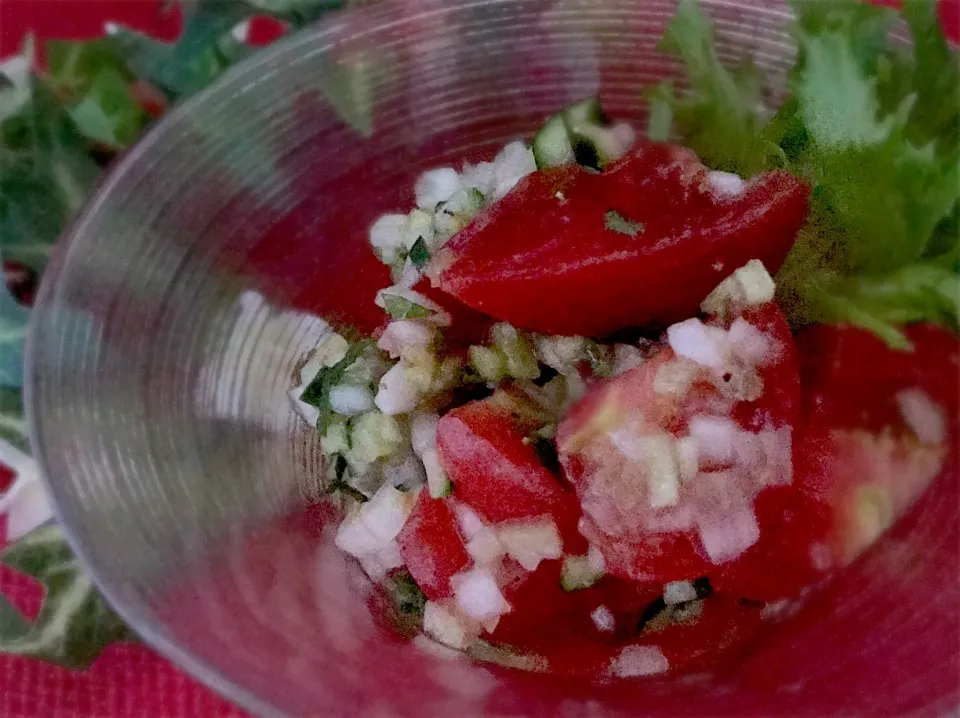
[430,140,809,337]
[486,559,573,644]
[557,298,801,584]
[730,303,801,431]
[709,485,830,601]
[396,488,470,600]
[630,597,765,676]
[436,400,583,547]
[713,324,959,600]
[488,559,660,644]
[494,592,764,679]
[412,277,494,348]
[485,559,663,679]
[588,526,714,585]
[788,323,958,570]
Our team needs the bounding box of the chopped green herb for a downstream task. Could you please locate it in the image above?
[300,339,373,430]
[383,569,426,636]
[382,294,433,320]
[387,570,427,617]
[408,237,430,268]
[529,436,561,475]
[604,210,645,238]
[468,345,507,383]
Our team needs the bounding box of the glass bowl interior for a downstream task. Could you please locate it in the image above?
[26,0,959,715]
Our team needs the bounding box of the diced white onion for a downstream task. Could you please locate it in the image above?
[421,450,451,498]
[896,388,947,445]
[561,545,606,591]
[663,580,698,605]
[687,415,740,467]
[288,386,320,426]
[533,335,588,372]
[377,320,436,359]
[452,568,511,622]
[358,539,405,582]
[612,343,645,375]
[609,122,637,158]
[492,141,537,199]
[382,454,427,491]
[591,605,616,632]
[375,363,425,416]
[706,170,746,198]
[667,319,727,370]
[610,645,670,677]
[645,438,681,509]
[328,385,375,416]
[334,484,415,558]
[460,161,496,197]
[424,601,475,650]
[415,168,462,210]
[410,412,440,455]
[465,527,504,565]
[653,358,699,397]
[368,213,408,264]
[608,432,680,509]
[310,333,350,371]
[587,544,606,574]
[694,472,760,563]
[727,318,772,367]
[701,260,776,318]
[675,436,699,484]
[497,518,563,571]
[455,504,486,541]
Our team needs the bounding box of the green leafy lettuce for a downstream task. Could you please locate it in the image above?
[652,0,960,349]
[0,525,132,668]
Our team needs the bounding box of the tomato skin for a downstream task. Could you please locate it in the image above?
[584,521,713,585]
[412,278,494,348]
[396,489,470,601]
[731,304,801,432]
[432,140,809,337]
[436,400,581,530]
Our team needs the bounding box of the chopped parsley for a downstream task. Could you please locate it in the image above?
[382,294,433,320]
[300,339,373,430]
[604,210,645,238]
[408,237,431,268]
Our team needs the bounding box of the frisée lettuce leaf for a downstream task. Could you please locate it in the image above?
[653,0,960,348]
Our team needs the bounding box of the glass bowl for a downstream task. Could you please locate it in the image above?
[26,0,959,715]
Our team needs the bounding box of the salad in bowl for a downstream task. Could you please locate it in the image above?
[282,0,959,681]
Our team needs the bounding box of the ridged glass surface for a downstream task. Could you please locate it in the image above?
[26,1,957,716]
